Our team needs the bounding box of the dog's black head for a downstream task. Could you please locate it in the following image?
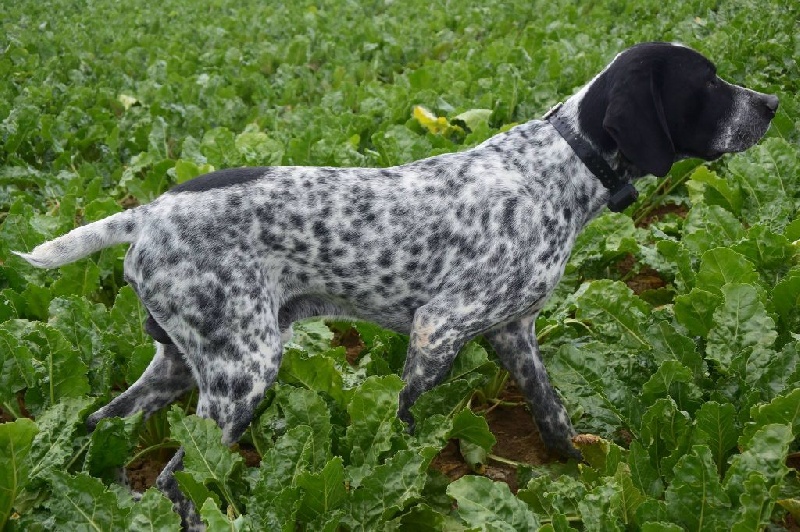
[579,42,778,177]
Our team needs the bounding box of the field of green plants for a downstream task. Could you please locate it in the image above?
[1,0,799,529]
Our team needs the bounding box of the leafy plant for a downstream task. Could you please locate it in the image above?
[1,0,798,529]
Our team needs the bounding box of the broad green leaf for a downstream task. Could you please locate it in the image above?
[730,473,774,532]
[0,327,36,418]
[654,240,695,292]
[285,319,334,354]
[167,408,244,511]
[739,387,800,447]
[451,108,493,131]
[687,165,742,214]
[126,488,182,531]
[235,129,284,166]
[682,204,745,255]
[201,127,237,167]
[45,472,127,531]
[706,283,777,381]
[277,387,331,470]
[296,457,346,521]
[639,398,692,481]
[0,418,38,530]
[28,397,94,483]
[345,375,404,483]
[278,348,345,406]
[645,321,703,377]
[674,288,721,338]
[549,343,633,435]
[517,473,586,518]
[733,225,794,282]
[250,425,313,499]
[692,401,738,475]
[727,137,798,230]
[612,463,647,526]
[574,280,650,348]
[695,248,759,295]
[84,413,141,482]
[723,423,793,502]
[627,441,664,498]
[200,497,249,531]
[772,268,800,335]
[51,260,101,298]
[344,450,431,531]
[664,445,730,532]
[448,409,495,451]
[641,360,701,414]
[577,478,624,532]
[447,475,539,532]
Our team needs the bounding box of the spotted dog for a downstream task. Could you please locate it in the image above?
[16,42,778,527]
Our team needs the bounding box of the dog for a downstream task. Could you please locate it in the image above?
[15,42,778,526]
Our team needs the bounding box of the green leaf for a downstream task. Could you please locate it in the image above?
[28,397,95,483]
[733,225,794,282]
[344,450,432,530]
[739,387,800,447]
[0,418,38,530]
[51,260,101,298]
[727,137,798,230]
[723,423,793,503]
[277,387,331,470]
[200,127,237,167]
[627,441,664,498]
[235,129,284,166]
[126,488,182,531]
[451,108,493,131]
[284,319,334,354]
[250,425,314,500]
[772,268,800,334]
[296,457,346,521]
[345,375,404,482]
[167,407,244,512]
[574,280,650,348]
[447,475,540,532]
[639,398,692,481]
[645,321,703,377]
[664,445,731,532]
[706,283,777,381]
[278,349,345,407]
[682,204,745,254]
[45,472,128,531]
[449,409,496,451]
[517,473,586,518]
[199,497,249,531]
[577,477,624,532]
[730,473,774,532]
[641,360,702,414]
[84,413,141,482]
[687,165,742,214]
[674,288,722,338]
[0,327,36,418]
[695,248,759,295]
[692,401,738,475]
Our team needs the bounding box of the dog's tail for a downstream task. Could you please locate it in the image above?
[13,208,143,269]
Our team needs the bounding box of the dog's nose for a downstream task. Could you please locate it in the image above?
[763,94,779,114]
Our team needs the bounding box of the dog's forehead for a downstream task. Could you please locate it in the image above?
[615,42,717,73]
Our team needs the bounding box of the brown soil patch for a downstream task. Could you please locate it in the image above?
[616,254,666,295]
[127,454,169,493]
[431,380,554,493]
[331,325,367,365]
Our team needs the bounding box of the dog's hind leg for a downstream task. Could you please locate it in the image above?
[485,316,580,460]
[156,290,283,529]
[86,342,195,431]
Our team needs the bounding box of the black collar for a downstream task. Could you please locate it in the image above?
[544,103,638,212]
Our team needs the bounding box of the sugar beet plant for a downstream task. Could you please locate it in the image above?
[1,0,799,529]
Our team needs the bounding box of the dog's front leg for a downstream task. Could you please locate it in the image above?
[397,302,488,431]
[486,316,581,460]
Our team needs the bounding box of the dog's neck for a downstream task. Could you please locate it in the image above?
[553,79,647,183]
[546,90,640,212]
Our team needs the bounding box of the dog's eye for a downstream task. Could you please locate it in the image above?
[706,77,718,89]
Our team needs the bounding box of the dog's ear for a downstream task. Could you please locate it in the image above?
[602,65,675,177]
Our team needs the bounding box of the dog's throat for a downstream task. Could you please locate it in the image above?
[545,104,638,212]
